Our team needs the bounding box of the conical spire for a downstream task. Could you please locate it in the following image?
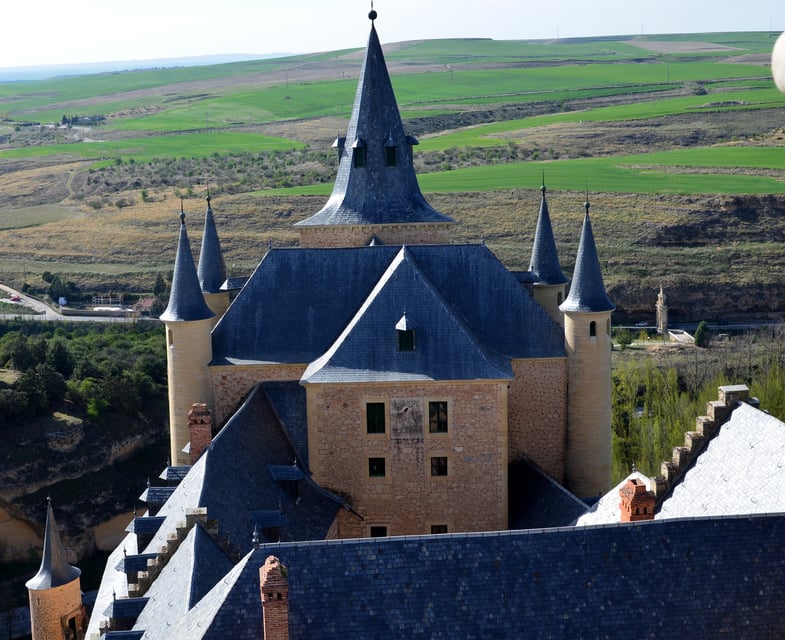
[197,194,227,294]
[528,184,568,285]
[559,201,614,313]
[26,499,81,590]
[160,208,215,322]
[296,11,452,228]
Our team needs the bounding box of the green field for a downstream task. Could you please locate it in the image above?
[0,204,82,230]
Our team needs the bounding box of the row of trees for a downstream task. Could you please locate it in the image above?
[0,321,166,427]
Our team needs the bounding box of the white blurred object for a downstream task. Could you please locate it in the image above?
[773,31,785,94]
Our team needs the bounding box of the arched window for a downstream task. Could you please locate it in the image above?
[589,321,597,338]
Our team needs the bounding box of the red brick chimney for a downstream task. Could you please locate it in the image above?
[619,478,655,522]
[260,555,289,640]
[187,403,212,464]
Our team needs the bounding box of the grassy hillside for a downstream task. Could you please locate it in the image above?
[1,31,784,320]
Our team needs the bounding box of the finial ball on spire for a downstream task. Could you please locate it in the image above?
[369,8,377,21]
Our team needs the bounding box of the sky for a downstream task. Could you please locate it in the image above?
[1,0,784,69]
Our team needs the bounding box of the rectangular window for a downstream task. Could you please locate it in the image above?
[431,524,448,534]
[385,146,397,167]
[430,456,448,476]
[428,401,448,433]
[369,457,386,477]
[366,402,386,434]
[397,328,415,352]
[370,526,388,537]
[353,147,366,168]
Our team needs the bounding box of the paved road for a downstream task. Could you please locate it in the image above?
[0,284,143,323]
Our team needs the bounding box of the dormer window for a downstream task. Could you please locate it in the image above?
[384,135,397,167]
[332,136,346,161]
[396,313,416,351]
[352,137,366,168]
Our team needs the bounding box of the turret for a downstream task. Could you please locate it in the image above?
[528,183,569,325]
[197,194,230,325]
[26,499,86,640]
[559,201,614,499]
[160,209,215,465]
[295,9,454,248]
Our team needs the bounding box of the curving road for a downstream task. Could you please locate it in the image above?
[0,284,143,323]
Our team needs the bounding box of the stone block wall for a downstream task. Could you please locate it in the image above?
[507,358,568,481]
[29,580,84,640]
[298,223,451,248]
[306,380,508,535]
[210,364,306,425]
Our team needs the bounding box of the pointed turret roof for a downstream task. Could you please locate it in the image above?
[160,211,215,323]
[26,499,81,590]
[197,195,227,294]
[528,184,568,285]
[296,11,452,228]
[559,202,614,313]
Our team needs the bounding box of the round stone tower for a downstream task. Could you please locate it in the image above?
[26,499,86,640]
[160,211,215,466]
[559,202,614,499]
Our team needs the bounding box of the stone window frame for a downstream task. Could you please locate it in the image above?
[363,399,388,436]
[368,456,387,478]
[369,524,389,537]
[426,399,450,435]
[429,454,449,478]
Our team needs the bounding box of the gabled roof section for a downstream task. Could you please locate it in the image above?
[509,458,588,529]
[295,15,452,228]
[559,204,614,314]
[528,185,568,285]
[25,499,81,590]
[160,212,215,323]
[302,247,512,383]
[212,245,565,366]
[197,195,227,294]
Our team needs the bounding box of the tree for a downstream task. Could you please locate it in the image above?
[614,329,634,350]
[694,321,710,348]
[47,339,74,378]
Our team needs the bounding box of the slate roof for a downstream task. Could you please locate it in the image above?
[197,196,227,294]
[115,552,157,575]
[159,214,215,323]
[25,500,81,590]
[295,17,452,228]
[657,401,785,518]
[158,465,190,483]
[212,245,565,368]
[132,523,232,639]
[159,514,785,639]
[528,185,568,285]
[509,458,589,529]
[125,516,165,536]
[560,206,614,314]
[302,247,513,383]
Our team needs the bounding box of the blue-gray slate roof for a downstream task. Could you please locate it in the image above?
[212,245,564,369]
[302,247,512,383]
[560,208,614,313]
[160,214,215,323]
[528,185,568,285]
[25,501,81,590]
[295,20,452,228]
[197,196,227,294]
[170,513,785,638]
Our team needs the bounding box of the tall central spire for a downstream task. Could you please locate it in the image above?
[296,10,452,230]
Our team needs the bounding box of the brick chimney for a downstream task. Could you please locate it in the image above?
[187,403,212,463]
[619,478,655,522]
[260,555,289,640]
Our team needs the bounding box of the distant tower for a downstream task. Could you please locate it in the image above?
[197,194,230,326]
[26,499,86,640]
[528,183,569,325]
[559,201,615,499]
[656,286,668,334]
[160,210,215,466]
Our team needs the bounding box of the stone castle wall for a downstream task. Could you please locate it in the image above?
[29,580,84,640]
[507,358,568,481]
[298,223,451,248]
[210,364,306,426]
[305,380,508,535]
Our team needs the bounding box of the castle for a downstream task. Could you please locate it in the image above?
[25,10,785,640]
